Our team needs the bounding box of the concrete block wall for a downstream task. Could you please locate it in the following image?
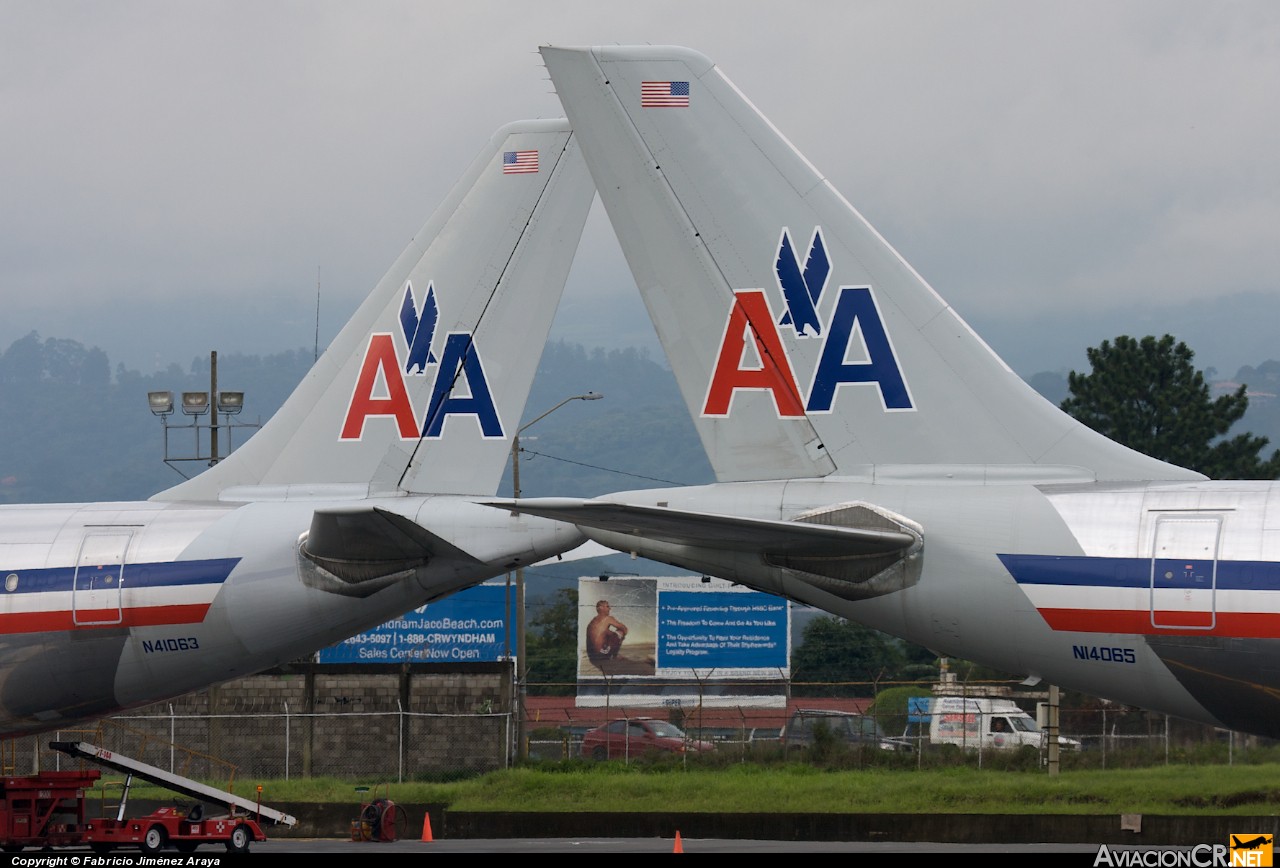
[30,663,516,780]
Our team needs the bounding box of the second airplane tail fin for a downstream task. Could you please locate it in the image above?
[543,45,1200,484]
[153,119,594,502]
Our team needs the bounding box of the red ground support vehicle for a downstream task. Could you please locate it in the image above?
[82,805,265,854]
[0,770,102,852]
[0,739,291,854]
[51,740,295,855]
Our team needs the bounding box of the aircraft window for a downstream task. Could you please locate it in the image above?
[4,574,16,592]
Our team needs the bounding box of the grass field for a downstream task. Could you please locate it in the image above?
[107,760,1280,816]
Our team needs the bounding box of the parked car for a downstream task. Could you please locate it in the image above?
[781,709,913,752]
[748,727,782,743]
[580,718,716,760]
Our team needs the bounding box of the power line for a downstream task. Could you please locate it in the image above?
[518,448,689,486]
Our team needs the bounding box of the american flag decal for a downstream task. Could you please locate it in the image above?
[502,150,539,174]
[641,81,690,107]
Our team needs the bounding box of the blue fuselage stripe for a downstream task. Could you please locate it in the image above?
[0,558,240,595]
[998,554,1280,592]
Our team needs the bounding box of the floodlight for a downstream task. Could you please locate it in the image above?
[181,392,210,416]
[217,391,244,415]
[148,391,174,417]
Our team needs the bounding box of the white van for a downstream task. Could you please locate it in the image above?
[924,697,1080,751]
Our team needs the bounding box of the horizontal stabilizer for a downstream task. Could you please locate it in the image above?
[488,497,922,601]
[300,506,482,595]
[485,498,914,556]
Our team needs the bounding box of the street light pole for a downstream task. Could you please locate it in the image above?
[210,351,219,465]
[512,391,602,760]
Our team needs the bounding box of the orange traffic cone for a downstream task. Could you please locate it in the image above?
[421,812,434,843]
[673,831,683,853]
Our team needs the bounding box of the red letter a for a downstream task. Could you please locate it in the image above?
[341,333,419,440]
[702,291,805,417]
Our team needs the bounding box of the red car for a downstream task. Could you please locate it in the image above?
[580,718,715,761]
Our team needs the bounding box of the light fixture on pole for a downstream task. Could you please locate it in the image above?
[217,391,244,415]
[146,352,258,478]
[181,392,210,416]
[148,392,174,417]
[511,391,603,759]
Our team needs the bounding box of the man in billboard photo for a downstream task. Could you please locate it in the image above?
[587,600,629,665]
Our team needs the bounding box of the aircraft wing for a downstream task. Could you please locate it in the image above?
[484,498,915,557]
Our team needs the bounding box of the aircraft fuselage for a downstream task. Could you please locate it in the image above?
[0,495,580,736]
[581,474,1280,737]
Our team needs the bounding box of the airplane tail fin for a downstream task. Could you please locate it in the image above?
[152,119,594,502]
[542,46,1199,484]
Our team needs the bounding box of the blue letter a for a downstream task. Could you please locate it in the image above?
[422,333,504,438]
[807,287,912,412]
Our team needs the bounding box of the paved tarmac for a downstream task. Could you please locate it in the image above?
[265,837,1105,853]
[0,837,1111,859]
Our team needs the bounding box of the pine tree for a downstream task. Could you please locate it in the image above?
[1061,334,1280,479]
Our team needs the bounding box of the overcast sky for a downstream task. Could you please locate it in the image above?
[3,1,1278,378]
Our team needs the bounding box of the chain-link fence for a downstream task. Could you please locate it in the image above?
[523,681,1277,770]
[3,673,1270,783]
[527,708,1271,770]
[8,708,515,783]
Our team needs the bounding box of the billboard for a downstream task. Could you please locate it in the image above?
[318,580,515,664]
[576,576,790,708]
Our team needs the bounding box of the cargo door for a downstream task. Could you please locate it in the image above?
[1149,515,1219,630]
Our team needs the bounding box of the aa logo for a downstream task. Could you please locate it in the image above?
[1230,834,1273,867]
[703,226,913,418]
[400,281,439,372]
[776,227,829,338]
[341,281,503,441]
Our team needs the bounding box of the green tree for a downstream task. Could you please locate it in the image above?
[1061,334,1280,479]
[867,685,933,737]
[791,616,930,697]
[525,588,579,696]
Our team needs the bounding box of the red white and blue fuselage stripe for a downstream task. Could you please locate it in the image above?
[1000,554,1280,639]
[0,558,239,634]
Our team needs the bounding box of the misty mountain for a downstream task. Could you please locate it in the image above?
[0,334,711,505]
[2,331,1277,510]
